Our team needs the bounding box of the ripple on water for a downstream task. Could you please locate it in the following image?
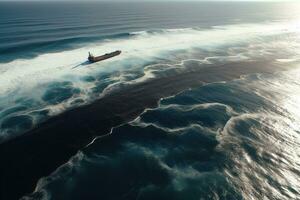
[42,81,81,105]
[0,105,28,118]
[1,115,33,141]
[81,76,96,83]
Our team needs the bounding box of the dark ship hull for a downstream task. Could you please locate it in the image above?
[88,50,121,63]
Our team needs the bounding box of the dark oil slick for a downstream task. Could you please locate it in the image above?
[0,2,300,200]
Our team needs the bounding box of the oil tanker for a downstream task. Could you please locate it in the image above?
[88,50,121,63]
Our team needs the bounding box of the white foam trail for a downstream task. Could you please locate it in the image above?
[157,102,237,114]
[0,21,298,95]
[1,21,299,142]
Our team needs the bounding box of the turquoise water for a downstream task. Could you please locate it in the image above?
[0,2,300,200]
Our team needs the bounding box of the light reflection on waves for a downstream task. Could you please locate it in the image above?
[218,70,300,200]
[0,21,299,143]
[27,69,300,200]
[220,113,300,200]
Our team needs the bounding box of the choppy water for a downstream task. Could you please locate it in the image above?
[26,69,300,200]
[1,2,300,200]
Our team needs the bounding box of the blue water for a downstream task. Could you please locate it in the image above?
[29,71,300,200]
[1,2,300,200]
[0,2,299,63]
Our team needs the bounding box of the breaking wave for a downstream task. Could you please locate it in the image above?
[1,21,300,143]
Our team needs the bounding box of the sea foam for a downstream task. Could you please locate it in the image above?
[0,21,299,142]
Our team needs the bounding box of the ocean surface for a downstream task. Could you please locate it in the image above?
[0,2,300,200]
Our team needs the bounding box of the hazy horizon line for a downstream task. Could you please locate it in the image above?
[0,0,296,2]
